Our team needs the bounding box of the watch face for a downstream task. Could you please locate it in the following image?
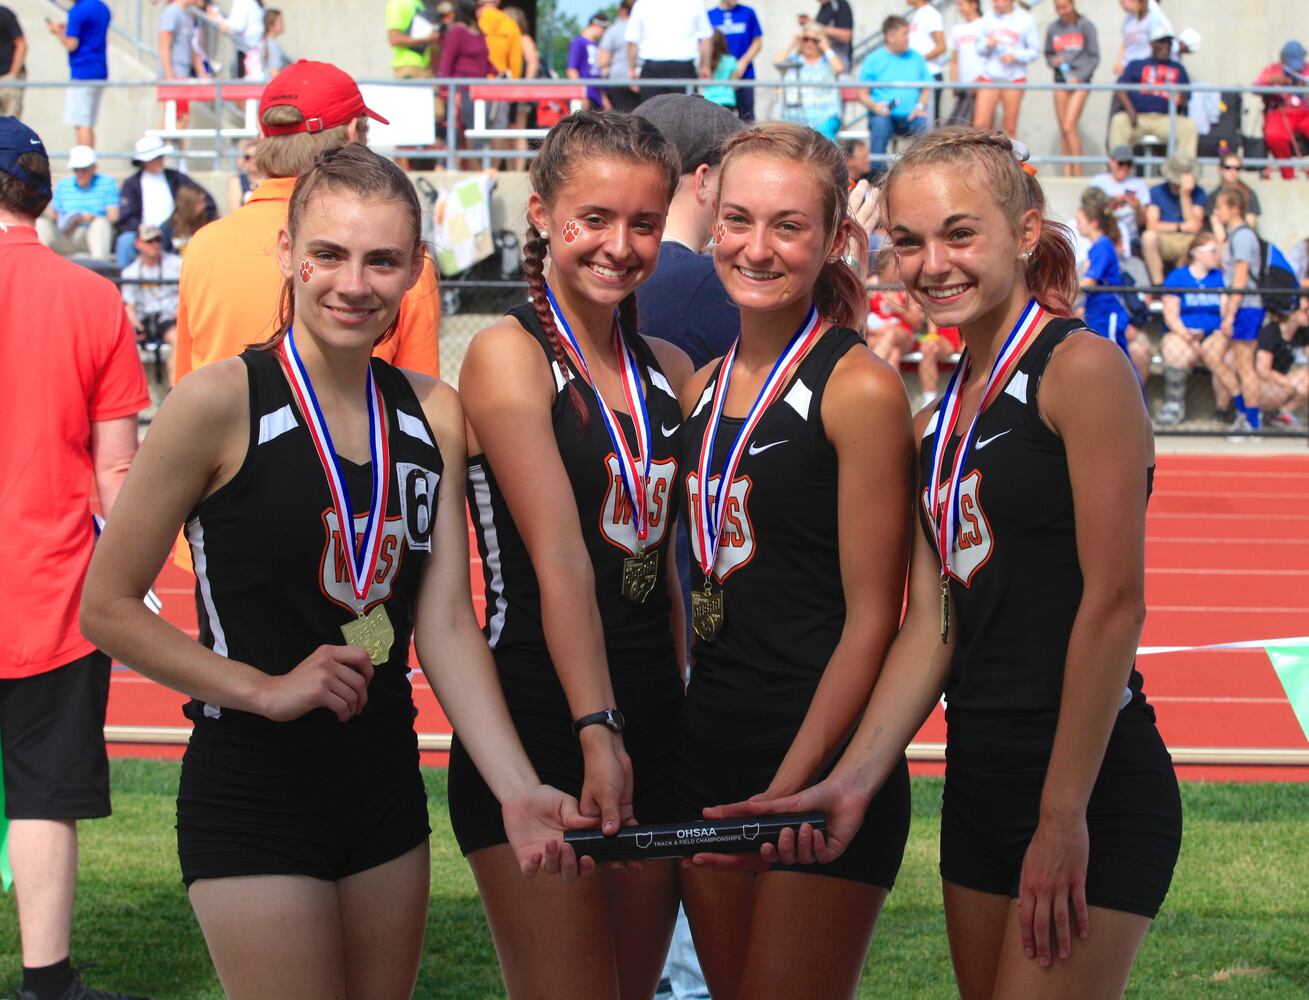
[607,709,626,730]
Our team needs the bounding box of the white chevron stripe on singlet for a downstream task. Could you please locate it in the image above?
[647,367,676,399]
[396,410,433,447]
[1004,370,1029,404]
[257,404,297,445]
[185,517,227,719]
[467,465,509,648]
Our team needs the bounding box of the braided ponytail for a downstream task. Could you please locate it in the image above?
[522,227,589,427]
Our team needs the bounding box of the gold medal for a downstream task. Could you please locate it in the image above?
[341,604,395,666]
[621,548,659,604]
[691,583,724,642]
[939,573,950,644]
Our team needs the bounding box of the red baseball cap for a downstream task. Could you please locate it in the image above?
[259,60,389,136]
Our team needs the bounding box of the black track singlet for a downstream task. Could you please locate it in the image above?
[680,326,864,746]
[918,318,1151,719]
[466,302,683,674]
[184,348,443,725]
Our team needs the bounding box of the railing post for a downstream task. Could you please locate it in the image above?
[446,81,459,172]
[1167,82,1178,158]
[214,77,225,173]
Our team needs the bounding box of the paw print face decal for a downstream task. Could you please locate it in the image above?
[299,259,315,283]
[561,219,582,244]
[713,222,727,246]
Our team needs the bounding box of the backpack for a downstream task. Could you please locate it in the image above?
[1257,235,1300,316]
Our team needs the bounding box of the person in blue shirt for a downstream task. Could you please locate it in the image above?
[1140,153,1205,286]
[1107,26,1196,162]
[48,0,110,148]
[35,144,118,258]
[858,16,930,176]
[1076,194,1150,384]
[1158,232,1235,425]
[707,0,763,121]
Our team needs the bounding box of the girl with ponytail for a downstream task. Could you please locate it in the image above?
[673,120,915,998]
[704,125,1181,1000]
[450,110,691,997]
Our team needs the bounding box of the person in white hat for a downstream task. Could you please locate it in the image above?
[114,134,215,268]
[35,144,118,258]
[1108,24,1197,162]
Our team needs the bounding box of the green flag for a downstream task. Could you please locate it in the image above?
[1268,644,1309,744]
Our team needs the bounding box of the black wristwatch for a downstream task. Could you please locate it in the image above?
[572,708,625,736]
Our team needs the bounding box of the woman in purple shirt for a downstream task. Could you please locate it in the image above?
[439,0,496,162]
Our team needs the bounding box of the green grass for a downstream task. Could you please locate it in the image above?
[1,762,1306,998]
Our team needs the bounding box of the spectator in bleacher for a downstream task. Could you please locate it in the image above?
[1213,185,1266,431]
[0,115,150,1000]
[1140,153,1204,287]
[1076,193,1151,383]
[1256,302,1309,425]
[971,0,1039,138]
[439,1,497,167]
[858,16,931,170]
[478,0,523,162]
[916,321,961,406]
[625,0,712,106]
[945,0,983,126]
[386,0,435,80]
[36,144,117,259]
[1208,152,1260,242]
[1114,0,1172,76]
[707,0,763,121]
[806,0,853,74]
[1108,25,1196,163]
[844,138,873,187]
[866,248,925,374]
[1289,234,1309,288]
[115,135,216,269]
[567,13,609,111]
[503,6,537,170]
[158,0,209,143]
[0,5,25,119]
[1045,0,1099,177]
[1158,232,1231,425]
[905,0,945,120]
[206,0,265,78]
[48,0,110,148]
[261,7,290,74]
[120,222,182,383]
[1089,145,1149,255]
[173,59,439,387]
[1255,41,1309,180]
[774,25,844,142]
[598,1,638,113]
[166,184,214,254]
[226,137,263,214]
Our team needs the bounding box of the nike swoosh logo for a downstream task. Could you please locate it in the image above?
[29,139,41,145]
[661,422,680,437]
[747,439,787,456]
[975,429,1011,450]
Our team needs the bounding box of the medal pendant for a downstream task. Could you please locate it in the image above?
[691,585,725,642]
[342,604,395,666]
[621,548,659,604]
[939,573,950,644]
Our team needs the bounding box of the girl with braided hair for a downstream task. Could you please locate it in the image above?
[705,125,1181,1000]
[449,110,691,996]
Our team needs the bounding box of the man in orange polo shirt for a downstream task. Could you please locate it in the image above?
[475,0,522,162]
[0,117,150,1000]
[173,59,440,383]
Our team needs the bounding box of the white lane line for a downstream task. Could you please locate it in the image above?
[1148,536,1309,545]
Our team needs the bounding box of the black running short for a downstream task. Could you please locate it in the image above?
[675,725,911,890]
[447,655,683,855]
[177,705,430,886]
[940,706,1182,919]
[0,651,111,820]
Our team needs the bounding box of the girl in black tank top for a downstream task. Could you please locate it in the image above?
[81,146,586,999]
[675,123,915,1000]
[712,128,1180,999]
[450,113,690,998]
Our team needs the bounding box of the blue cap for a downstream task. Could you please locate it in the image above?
[1282,40,1307,74]
[0,117,51,197]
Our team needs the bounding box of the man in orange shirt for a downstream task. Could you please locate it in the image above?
[0,117,150,1000]
[173,59,440,384]
[475,0,523,162]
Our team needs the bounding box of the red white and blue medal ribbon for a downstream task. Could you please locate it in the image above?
[927,297,1044,577]
[545,284,654,549]
[694,304,823,583]
[280,327,391,609]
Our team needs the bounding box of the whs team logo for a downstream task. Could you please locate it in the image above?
[922,470,993,586]
[599,455,677,554]
[685,471,755,581]
[319,510,407,612]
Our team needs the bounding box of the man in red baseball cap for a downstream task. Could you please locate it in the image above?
[174,59,437,390]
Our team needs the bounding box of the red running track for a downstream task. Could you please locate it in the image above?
[106,453,1309,782]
